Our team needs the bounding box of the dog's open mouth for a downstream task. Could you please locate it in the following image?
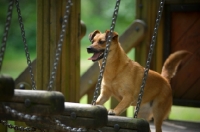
[88,50,104,62]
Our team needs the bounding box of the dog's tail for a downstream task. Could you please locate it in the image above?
[161,50,191,81]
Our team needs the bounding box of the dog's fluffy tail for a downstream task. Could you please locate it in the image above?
[161,50,191,81]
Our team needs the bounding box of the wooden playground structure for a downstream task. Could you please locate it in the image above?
[0,0,200,131]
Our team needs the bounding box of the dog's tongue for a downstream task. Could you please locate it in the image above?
[88,53,101,60]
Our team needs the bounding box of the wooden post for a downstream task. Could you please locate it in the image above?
[37,0,81,102]
[135,0,164,72]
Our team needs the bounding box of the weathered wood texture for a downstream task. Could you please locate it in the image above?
[36,0,81,102]
[99,116,150,132]
[0,74,14,96]
[0,90,65,116]
[135,0,164,72]
[26,103,108,130]
[26,113,150,132]
[167,8,200,105]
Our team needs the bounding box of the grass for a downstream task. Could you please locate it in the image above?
[2,45,200,124]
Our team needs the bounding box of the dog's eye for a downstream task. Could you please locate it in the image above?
[99,40,105,45]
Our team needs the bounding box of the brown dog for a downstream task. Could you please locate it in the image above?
[87,30,190,132]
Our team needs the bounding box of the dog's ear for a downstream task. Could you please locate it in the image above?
[89,30,100,42]
[105,30,118,40]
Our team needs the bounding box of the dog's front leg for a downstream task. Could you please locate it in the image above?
[96,88,111,105]
[108,96,133,115]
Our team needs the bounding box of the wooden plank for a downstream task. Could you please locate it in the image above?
[155,14,164,73]
[135,0,157,67]
[99,116,150,132]
[169,11,200,100]
[0,90,65,116]
[43,0,50,90]
[171,49,200,98]
[59,0,81,102]
[166,0,200,5]
[36,0,81,103]
[25,102,107,130]
[15,59,36,90]
[0,74,14,96]
[171,12,200,53]
[50,0,59,91]
[182,77,200,99]
[36,0,44,90]
[25,104,150,132]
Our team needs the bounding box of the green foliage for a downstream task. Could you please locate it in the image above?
[0,0,36,52]
[0,0,36,78]
[81,0,136,46]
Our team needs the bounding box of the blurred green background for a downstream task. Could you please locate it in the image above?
[0,1,199,129]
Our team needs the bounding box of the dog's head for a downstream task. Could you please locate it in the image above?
[87,30,118,62]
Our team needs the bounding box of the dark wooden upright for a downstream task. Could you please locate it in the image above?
[37,0,81,102]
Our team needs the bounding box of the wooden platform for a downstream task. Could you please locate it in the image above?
[150,120,200,132]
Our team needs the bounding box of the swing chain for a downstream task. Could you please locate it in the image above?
[0,0,14,71]
[134,0,165,118]
[47,0,73,91]
[15,0,36,90]
[0,120,36,131]
[91,0,121,105]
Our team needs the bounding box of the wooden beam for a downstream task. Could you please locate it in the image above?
[135,0,164,71]
[36,0,81,102]
[26,103,107,130]
[0,74,14,96]
[0,90,65,116]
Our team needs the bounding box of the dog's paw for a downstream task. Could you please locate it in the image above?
[108,109,116,115]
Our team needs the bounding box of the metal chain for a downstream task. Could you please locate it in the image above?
[54,119,87,132]
[0,0,85,132]
[47,0,73,91]
[1,104,40,131]
[134,0,165,118]
[2,104,89,132]
[0,0,14,71]
[0,120,36,132]
[0,1,38,131]
[15,0,36,90]
[91,0,121,105]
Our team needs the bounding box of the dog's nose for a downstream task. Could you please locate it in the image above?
[87,46,93,53]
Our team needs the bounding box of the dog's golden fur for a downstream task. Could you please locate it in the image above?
[87,30,190,132]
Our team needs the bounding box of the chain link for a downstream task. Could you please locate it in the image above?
[47,0,73,91]
[1,104,40,131]
[54,119,87,132]
[2,104,90,132]
[15,0,36,90]
[0,0,14,71]
[134,0,165,118]
[0,0,85,131]
[0,120,36,131]
[91,0,121,105]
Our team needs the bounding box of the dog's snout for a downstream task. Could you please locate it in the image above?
[87,46,93,53]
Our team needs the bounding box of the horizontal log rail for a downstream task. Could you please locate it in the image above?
[0,90,65,116]
[26,114,149,132]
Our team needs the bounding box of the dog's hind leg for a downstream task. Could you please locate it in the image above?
[152,96,172,132]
